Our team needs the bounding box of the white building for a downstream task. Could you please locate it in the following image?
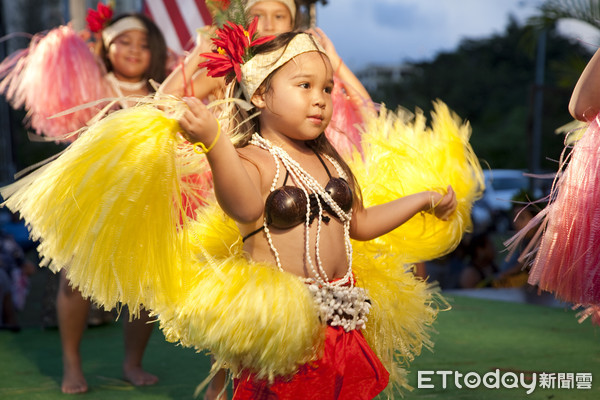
[356,64,414,92]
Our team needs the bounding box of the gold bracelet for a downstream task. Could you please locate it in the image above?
[193,119,221,154]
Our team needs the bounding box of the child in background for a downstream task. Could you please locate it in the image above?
[56,11,168,394]
[0,4,168,393]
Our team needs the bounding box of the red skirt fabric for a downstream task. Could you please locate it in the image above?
[232,326,389,400]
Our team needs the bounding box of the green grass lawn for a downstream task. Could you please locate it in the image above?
[0,321,211,399]
[402,295,600,400]
[1,294,598,399]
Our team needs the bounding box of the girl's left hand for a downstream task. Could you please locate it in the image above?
[305,27,341,71]
[430,186,457,221]
[179,97,219,145]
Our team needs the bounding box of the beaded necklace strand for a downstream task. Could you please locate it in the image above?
[249,133,354,289]
[247,133,371,332]
[106,72,148,109]
[106,72,148,92]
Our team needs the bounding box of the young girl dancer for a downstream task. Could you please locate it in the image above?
[56,12,168,394]
[1,20,482,400]
[175,30,456,399]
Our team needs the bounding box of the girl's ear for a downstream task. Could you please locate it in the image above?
[251,91,266,109]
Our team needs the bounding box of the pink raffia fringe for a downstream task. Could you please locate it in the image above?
[523,115,600,310]
[0,25,109,142]
[575,304,600,326]
[325,76,368,158]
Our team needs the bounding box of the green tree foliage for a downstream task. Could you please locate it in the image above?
[371,17,593,171]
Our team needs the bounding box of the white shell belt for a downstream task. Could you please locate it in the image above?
[306,280,371,332]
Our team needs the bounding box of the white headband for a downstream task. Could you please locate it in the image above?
[241,33,326,100]
[245,0,296,22]
[102,17,147,48]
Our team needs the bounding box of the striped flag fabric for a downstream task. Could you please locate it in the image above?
[143,0,213,55]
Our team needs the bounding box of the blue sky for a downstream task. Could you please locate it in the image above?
[315,0,600,71]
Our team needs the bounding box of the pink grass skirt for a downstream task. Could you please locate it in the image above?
[527,116,600,305]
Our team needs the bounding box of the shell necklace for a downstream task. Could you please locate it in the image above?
[249,133,354,289]
[105,72,148,109]
[250,133,372,332]
[106,72,147,93]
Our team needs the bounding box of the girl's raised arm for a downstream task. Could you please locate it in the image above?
[350,186,456,241]
[179,97,264,223]
[569,47,600,121]
[307,27,376,117]
[158,38,222,100]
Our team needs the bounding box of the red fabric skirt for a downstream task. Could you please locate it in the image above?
[232,326,389,400]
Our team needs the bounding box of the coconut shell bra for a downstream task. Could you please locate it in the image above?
[243,151,353,241]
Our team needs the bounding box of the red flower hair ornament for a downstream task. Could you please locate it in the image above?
[86,2,114,33]
[198,17,275,83]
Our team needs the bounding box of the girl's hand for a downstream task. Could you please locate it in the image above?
[428,186,457,221]
[305,27,341,71]
[179,97,219,145]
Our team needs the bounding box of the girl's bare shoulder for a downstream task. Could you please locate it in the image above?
[237,145,272,167]
[236,145,276,187]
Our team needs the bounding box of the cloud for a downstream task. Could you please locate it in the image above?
[316,0,542,70]
[371,2,423,29]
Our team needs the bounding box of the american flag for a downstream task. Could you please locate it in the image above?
[143,0,212,55]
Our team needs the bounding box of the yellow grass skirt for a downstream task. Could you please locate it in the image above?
[151,205,445,394]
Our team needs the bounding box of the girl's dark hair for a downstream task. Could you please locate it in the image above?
[229,31,362,206]
[99,13,167,92]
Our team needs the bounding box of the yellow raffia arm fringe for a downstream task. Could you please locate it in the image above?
[349,100,484,263]
[0,103,195,316]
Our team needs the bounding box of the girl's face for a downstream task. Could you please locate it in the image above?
[253,51,334,145]
[249,1,294,37]
[107,29,151,82]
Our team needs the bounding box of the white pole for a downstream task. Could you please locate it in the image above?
[69,0,86,30]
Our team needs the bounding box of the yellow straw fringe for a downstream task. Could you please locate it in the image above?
[152,204,445,393]
[353,240,448,394]
[154,205,325,381]
[349,101,484,263]
[1,105,192,316]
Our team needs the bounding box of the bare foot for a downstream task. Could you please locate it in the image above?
[61,362,88,394]
[123,365,159,386]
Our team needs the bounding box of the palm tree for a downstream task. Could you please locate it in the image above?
[528,0,600,30]
[527,0,600,137]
